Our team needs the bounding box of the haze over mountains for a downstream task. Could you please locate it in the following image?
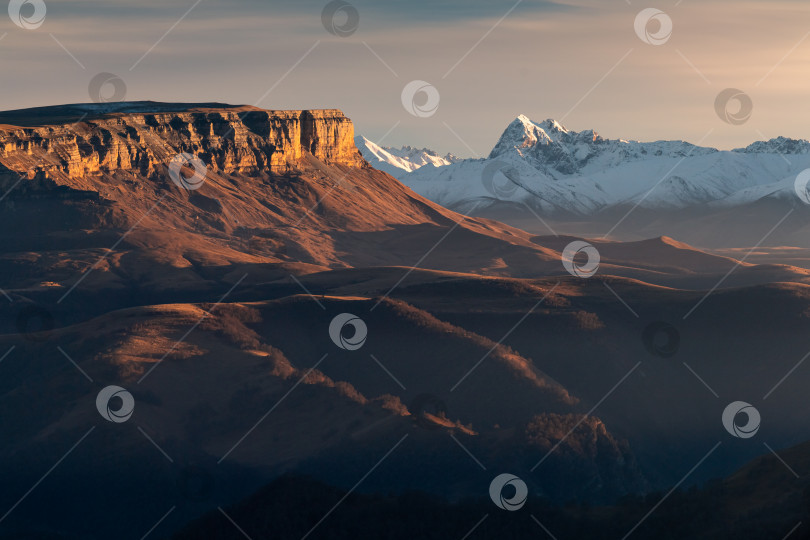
[359,115,810,248]
[1,102,809,540]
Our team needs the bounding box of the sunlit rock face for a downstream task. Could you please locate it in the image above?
[0,103,365,183]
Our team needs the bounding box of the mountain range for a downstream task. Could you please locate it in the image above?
[354,136,462,177]
[360,116,810,247]
[1,102,808,539]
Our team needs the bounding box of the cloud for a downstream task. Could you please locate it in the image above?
[2,0,810,156]
[42,0,576,26]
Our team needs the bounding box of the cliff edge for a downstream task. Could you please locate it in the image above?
[0,101,366,182]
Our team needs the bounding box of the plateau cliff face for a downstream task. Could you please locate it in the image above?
[0,102,365,184]
[0,101,554,293]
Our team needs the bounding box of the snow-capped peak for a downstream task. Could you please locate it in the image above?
[733,136,810,155]
[490,116,551,157]
[536,117,569,134]
[487,114,719,176]
[395,113,810,220]
[355,135,461,178]
[489,115,602,160]
[512,115,567,133]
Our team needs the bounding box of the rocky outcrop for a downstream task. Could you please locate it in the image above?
[0,103,366,183]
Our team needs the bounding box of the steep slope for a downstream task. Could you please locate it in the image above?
[0,102,557,308]
[284,268,810,488]
[0,291,643,539]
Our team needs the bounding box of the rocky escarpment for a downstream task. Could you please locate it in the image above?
[0,102,366,185]
[0,101,507,271]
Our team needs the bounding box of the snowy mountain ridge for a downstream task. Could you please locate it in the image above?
[489,115,719,177]
[394,115,810,216]
[354,135,461,178]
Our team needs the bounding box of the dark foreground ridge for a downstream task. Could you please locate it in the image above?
[172,466,810,540]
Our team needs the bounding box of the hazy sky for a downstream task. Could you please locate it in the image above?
[3,0,810,156]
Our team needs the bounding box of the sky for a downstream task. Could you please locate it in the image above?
[2,0,810,156]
